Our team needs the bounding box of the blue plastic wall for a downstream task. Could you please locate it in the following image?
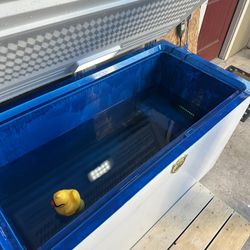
[0,49,237,168]
[0,41,249,249]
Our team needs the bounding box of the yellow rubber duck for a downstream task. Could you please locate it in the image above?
[51,189,85,216]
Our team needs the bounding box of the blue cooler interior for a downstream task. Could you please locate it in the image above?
[0,44,243,249]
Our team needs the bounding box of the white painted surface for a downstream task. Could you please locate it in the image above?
[0,0,78,18]
[219,0,248,60]
[0,0,128,18]
[75,97,250,250]
[222,0,250,60]
[0,0,139,37]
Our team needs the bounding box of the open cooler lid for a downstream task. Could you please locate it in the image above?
[0,0,205,102]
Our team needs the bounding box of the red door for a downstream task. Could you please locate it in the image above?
[197,0,239,60]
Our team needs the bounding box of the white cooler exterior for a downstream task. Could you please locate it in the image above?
[75,98,250,250]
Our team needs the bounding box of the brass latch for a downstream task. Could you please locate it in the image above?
[171,155,187,173]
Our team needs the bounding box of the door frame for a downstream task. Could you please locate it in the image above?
[219,0,249,59]
[197,0,239,60]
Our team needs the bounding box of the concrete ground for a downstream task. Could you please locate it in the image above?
[201,48,250,248]
[211,48,250,73]
[201,118,250,220]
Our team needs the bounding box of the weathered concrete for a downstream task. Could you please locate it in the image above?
[212,48,250,74]
[202,49,250,224]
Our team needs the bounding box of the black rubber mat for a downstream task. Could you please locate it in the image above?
[226,65,250,81]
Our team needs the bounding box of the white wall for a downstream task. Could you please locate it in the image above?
[221,0,250,59]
